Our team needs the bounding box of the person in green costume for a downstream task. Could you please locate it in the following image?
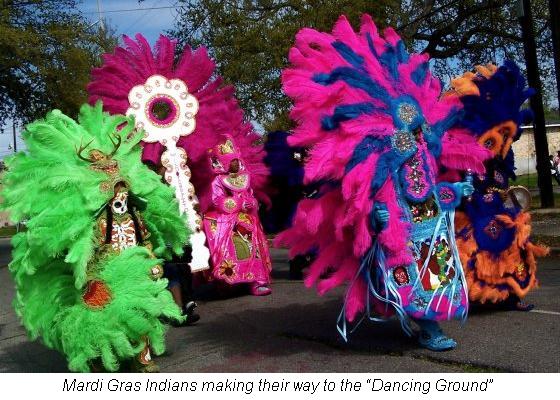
[0,102,189,372]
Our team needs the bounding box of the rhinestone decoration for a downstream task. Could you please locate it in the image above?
[397,103,418,125]
[515,263,527,280]
[483,219,502,239]
[483,193,494,202]
[413,297,428,309]
[392,130,415,154]
[406,155,426,194]
[494,170,505,185]
[438,186,456,204]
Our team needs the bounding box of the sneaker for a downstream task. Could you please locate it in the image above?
[182,301,201,325]
[250,283,272,296]
[514,300,534,312]
[418,328,457,351]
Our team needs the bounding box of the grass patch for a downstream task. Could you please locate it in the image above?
[0,226,16,237]
[513,173,539,189]
[531,193,560,209]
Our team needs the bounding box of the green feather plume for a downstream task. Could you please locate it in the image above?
[1,102,190,372]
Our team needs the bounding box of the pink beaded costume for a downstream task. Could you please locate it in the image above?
[202,136,272,293]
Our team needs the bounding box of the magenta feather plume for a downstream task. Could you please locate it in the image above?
[88,34,269,210]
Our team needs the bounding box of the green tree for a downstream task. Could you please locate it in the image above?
[170,0,555,131]
[0,0,117,127]
[392,1,554,104]
[170,0,396,131]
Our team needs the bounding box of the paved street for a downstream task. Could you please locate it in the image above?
[0,238,559,373]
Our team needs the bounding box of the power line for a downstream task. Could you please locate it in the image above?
[82,5,179,14]
[122,0,164,33]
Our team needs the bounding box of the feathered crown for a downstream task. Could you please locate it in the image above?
[450,61,534,173]
[0,102,187,288]
[208,135,243,173]
[282,14,470,187]
[452,61,534,142]
[87,34,269,211]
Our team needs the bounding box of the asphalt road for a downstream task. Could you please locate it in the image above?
[0,239,558,373]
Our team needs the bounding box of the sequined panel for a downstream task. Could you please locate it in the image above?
[409,196,439,223]
[417,238,455,291]
[397,103,419,125]
[391,130,416,155]
[402,152,432,202]
[483,219,502,239]
[438,185,456,205]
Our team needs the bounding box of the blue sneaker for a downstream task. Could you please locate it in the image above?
[418,330,457,351]
[416,320,457,351]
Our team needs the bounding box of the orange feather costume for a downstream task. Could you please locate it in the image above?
[449,62,548,305]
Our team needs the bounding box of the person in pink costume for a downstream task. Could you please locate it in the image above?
[203,136,272,296]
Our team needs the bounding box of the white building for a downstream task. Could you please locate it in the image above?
[513,123,560,175]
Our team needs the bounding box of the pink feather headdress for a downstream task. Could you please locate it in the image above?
[87,34,269,212]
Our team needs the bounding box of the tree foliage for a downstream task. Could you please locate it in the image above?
[170,0,395,131]
[170,0,554,131]
[0,0,117,127]
[392,1,554,102]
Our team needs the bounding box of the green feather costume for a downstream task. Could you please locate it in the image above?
[1,102,189,372]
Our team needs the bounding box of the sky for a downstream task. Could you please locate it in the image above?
[79,0,179,43]
[0,0,181,159]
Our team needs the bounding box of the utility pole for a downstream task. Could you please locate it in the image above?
[12,121,17,153]
[96,0,105,32]
[518,0,554,208]
[549,0,560,117]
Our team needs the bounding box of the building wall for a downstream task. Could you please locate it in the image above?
[513,125,560,175]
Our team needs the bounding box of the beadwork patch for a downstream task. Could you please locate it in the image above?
[391,130,416,156]
[82,280,112,308]
[218,259,237,278]
[397,103,418,125]
[409,196,439,223]
[417,238,455,291]
[393,266,410,286]
[438,185,456,205]
[483,219,502,239]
